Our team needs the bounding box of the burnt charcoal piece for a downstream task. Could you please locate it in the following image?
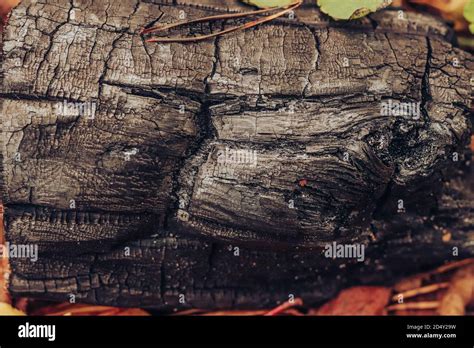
[0,0,473,309]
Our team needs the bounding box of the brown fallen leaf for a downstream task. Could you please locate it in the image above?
[0,0,20,31]
[409,0,470,31]
[0,302,26,316]
[391,0,406,6]
[315,286,391,315]
[438,264,474,315]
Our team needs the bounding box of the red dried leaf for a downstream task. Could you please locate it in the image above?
[316,286,391,315]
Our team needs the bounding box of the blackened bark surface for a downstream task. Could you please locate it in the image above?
[0,0,473,309]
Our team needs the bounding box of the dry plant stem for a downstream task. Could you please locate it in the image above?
[392,282,450,301]
[401,258,474,285]
[177,299,304,316]
[386,301,440,311]
[44,305,122,316]
[145,0,303,43]
[171,309,207,316]
[433,258,474,274]
[264,298,303,316]
[141,7,286,34]
[32,304,150,316]
[279,308,305,316]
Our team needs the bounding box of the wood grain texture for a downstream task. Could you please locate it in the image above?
[0,0,473,309]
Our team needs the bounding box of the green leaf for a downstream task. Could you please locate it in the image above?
[317,0,392,20]
[242,0,295,8]
[464,0,474,34]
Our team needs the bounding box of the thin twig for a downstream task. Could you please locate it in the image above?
[433,259,474,275]
[141,7,285,35]
[264,298,303,316]
[144,1,303,43]
[391,282,449,302]
[386,301,439,311]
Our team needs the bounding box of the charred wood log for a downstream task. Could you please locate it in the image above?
[0,0,473,309]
